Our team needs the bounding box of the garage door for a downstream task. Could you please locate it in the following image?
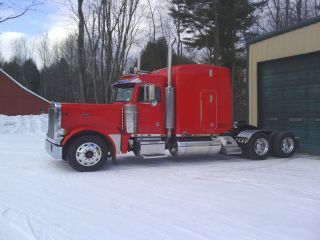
[259,52,320,155]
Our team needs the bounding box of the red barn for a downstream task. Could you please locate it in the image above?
[0,68,49,116]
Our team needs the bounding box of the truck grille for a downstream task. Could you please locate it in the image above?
[47,102,61,142]
[47,108,55,139]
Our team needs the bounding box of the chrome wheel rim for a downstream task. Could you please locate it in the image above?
[76,142,102,166]
[254,138,269,156]
[281,137,294,154]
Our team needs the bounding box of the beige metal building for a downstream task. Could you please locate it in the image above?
[248,16,320,154]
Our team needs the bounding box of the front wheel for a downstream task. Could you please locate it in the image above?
[67,135,108,172]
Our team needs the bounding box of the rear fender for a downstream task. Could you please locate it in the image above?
[235,129,273,145]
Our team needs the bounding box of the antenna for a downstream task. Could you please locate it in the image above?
[137,55,141,73]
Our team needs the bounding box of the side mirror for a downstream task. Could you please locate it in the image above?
[144,84,156,102]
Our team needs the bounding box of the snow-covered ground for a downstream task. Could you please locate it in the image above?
[0,114,320,240]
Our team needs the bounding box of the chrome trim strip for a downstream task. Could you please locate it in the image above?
[109,134,121,154]
[132,134,165,137]
[175,134,214,137]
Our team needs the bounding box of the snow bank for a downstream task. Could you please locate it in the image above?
[0,114,47,135]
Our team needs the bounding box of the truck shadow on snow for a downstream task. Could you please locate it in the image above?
[49,154,295,172]
[105,154,255,169]
[50,154,248,172]
[105,154,296,172]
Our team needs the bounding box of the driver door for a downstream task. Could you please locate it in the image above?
[136,86,164,134]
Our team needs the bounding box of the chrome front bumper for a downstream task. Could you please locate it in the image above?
[46,139,63,159]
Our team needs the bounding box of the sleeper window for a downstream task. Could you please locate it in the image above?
[138,86,161,103]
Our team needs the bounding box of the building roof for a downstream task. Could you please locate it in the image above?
[248,16,320,45]
[0,68,49,103]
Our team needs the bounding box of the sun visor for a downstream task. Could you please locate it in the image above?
[112,77,142,88]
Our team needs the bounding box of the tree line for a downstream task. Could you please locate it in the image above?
[0,0,319,120]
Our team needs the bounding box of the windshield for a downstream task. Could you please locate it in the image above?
[113,87,134,102]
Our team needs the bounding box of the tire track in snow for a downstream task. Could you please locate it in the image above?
[0,207,71,240]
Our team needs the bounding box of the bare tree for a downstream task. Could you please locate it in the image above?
[11,37,32,64]
[51,40,63,64]
[72,0,142,103]
[37,32,51,68]
[77,0,87,102]
[36,32,51,97]
[169,0,183,56]
[296,0,302,21]
[105,0,141,102]
[264,0,319,30]
[285,0,290,26]
[0,0,42,24]
[174,6,182,56]
[157,7,173,41]
[314,0,320,16]
[146,0,157,43]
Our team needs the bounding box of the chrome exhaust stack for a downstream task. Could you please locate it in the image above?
[166,40,175,137]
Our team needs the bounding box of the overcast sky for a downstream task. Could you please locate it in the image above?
[0,0,74,64]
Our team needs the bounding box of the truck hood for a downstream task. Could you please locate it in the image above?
[61,103,123,134]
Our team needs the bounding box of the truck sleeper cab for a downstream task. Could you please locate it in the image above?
[46,44,298,172]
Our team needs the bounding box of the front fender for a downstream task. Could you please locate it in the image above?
[61,127,120,156]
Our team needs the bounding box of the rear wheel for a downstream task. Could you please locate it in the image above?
[246,133,270,160]
[67,135,108,172]
[272,131,296,158]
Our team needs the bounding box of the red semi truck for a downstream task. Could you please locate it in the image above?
[46,44,298,171]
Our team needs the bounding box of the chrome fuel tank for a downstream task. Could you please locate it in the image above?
[175,139,222,155]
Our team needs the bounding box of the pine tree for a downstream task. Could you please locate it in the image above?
[140,37,194,72]
[170,0,265,67]
[22,59,40,94]
[170,0,266,121]
[2,59,26,86]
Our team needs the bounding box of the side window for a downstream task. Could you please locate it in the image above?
[138,86,161,103]
[155,87,160,102]
[138,87,145,102]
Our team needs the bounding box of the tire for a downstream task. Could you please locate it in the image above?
[66,135,108,172]
[246,133,270,160]
[168,140,178,156]
[133,140,142,157]
[240,145,249,158]
[272,131,296,158]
